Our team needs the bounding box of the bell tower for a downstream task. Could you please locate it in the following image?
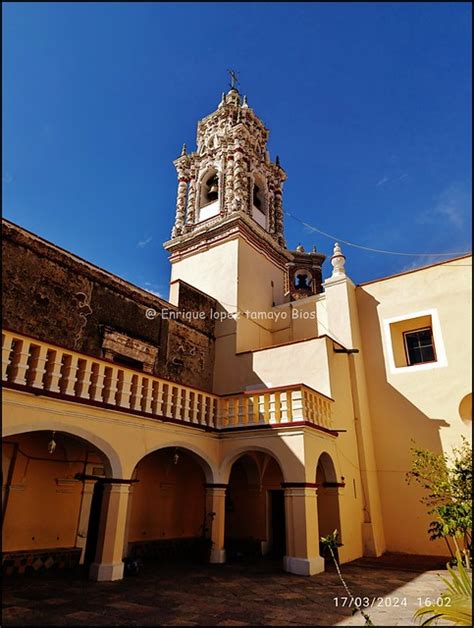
[164,84,295,317]
[168,87,287,246]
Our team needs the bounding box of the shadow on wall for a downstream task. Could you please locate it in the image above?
[356,289,452,556]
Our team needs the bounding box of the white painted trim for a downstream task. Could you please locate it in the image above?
[89,561,124,581]
[382,308,448,374]
[283,555,325,576]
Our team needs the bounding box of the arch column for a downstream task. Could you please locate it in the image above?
[283,484,324,576]
[76,479,96,564]
[205,484,226,563]
[172,172,188,237]
[89,482,133,582]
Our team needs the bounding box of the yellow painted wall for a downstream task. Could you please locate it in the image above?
[213,336,332,396]
[235,237,285,352]
[2,433,102,552]
[357,256,472,555]
[128,450,206,541]
[169,239,239,312]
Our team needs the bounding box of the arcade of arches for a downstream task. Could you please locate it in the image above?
[2,427,342,581]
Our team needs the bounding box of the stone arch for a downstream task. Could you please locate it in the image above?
[224,449,287,560]
[125,445,215,562]
[294,267,313,291]
[198,167,220,209]
[250,170,268,230]
[316,451,342,559]
[251,171,268,213]
[130,442,216,484]
[2,428,115,571]
[317,451,339,484]
[219,444,288,484]
[2,422,120,478]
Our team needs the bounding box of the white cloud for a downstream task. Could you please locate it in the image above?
[142,282,163,298]
[376,172,408,188]
[417,183,468,231]
[399,254,448,273]
[137,236,152,248]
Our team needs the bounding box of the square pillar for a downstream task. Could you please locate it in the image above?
[205,484,227,564]
[76,480,96,565]
[283,485,324,576]
[89,483,132,582]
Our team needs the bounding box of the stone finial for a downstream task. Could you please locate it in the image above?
[242,95,248,108]
[275,155,280,167]
[180,143,187,157]
[330,242,346,278]
[312,245,318,253]
[296,243,305,253]
[226,88,241,106]
[218,92,226,108]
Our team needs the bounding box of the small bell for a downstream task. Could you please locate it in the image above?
[209,183,218,195]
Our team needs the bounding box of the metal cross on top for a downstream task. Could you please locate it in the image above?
[227,69,239,90]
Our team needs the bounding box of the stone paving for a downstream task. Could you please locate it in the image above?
[2,554,451,626]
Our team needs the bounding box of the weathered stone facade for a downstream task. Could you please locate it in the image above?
[2,220,216,391]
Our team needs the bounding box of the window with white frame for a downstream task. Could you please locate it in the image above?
[403,327,436,366]
[383,309,448,373]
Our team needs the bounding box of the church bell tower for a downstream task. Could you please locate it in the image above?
[167,85,287,248]
[164,80,325,322]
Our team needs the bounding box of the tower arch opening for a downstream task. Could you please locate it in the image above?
[198,169,220,222]
[251,173,267,229]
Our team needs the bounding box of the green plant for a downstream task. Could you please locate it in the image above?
[320,530,374,627]
[414,551,472,626]
[406,438,472,567]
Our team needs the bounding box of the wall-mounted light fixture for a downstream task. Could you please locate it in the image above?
[48,431,57,454]
[173,448,180,465]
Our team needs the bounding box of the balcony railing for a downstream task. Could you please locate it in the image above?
[2,330,333,431]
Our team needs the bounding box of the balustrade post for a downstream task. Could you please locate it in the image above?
[130,375,143,412]
[90,363,106,402]
[45,350,63,393]
[76,360,93,399]
[11,339,31,385]
[62,355,79,396]
[103,368,119,405]
[29,345,49,389]
[116,371,133,409]
[291,389,304,421]
[141,378,152,414]
[2,334,14,381]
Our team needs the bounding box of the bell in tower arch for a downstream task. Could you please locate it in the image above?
[206,174,219,203]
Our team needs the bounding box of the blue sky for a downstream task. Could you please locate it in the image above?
[3,2,472,296]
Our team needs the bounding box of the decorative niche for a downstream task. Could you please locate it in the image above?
[101,326,158,373]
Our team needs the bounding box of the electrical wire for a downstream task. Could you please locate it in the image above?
[286,211,472,258]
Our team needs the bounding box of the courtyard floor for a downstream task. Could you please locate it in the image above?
[2,554,451,626]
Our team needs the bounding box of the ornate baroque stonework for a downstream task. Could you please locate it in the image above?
[169,88,287,247]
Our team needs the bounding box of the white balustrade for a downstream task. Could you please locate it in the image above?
[2,330,333,431]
